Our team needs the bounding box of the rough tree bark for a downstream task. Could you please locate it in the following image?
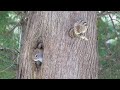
[17,11,98,79]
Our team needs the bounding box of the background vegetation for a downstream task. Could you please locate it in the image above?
[0,11,21,79]
[0,11,120,79]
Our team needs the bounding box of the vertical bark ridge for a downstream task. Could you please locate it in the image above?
[17,11,98,79]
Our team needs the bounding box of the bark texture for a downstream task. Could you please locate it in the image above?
[17,11,98,79]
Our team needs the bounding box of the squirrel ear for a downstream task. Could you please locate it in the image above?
[35,54,38,57]
[38,42,44,49]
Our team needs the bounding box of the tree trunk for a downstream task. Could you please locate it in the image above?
[17,11,98,79]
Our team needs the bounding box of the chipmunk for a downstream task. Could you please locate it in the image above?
[69,19,88,41]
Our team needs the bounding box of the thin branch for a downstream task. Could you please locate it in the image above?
[5,23,20,35]
[3,11,28,36]
[111,19,120,24]
[108,14,116,30]
[0,44,20,54]
[108,14,119,37]
[14,11,24,16]
[0,55,17,73]
[97,11,120,18]
[0,42,20,73]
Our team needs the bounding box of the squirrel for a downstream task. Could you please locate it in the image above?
[32,41,44,69]
[69,19,88,41]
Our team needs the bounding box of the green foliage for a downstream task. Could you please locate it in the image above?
[0,11,21,79]
[98,13,120,79]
